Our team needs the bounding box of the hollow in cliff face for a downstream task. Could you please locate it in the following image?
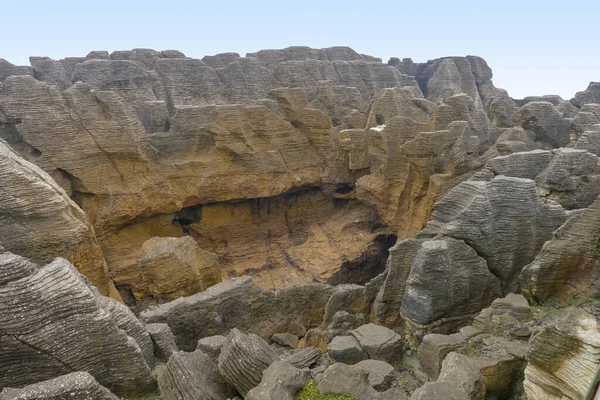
[101,187,395,302]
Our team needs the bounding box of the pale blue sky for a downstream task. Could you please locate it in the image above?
[3,0,599,99]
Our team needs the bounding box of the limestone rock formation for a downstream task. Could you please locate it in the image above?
[146,323,179,362]
[217,329,279,397]
[3,45,600,399]
[141,276,353,350]
[157,349,236,400]
[412,352,485,400]
[524,308,600,399]
[421,175,566,292]
[196,336,226,360]
[245,361,309,400]
[0,253,155,395]
[572,82,600,107]
[0,140,112,296]
[318,362,380,400]
[514,101,570,148]
[138,236,221,300]
[0,372,119,400]
[521,195,600,303]
[328,335,368,364]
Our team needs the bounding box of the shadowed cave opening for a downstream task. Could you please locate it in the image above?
[159,186,397,290]
[327,232,398,286]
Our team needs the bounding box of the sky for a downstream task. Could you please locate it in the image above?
[2,0,599,99]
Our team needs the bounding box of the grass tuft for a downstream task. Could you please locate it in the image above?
[296,379,357,400]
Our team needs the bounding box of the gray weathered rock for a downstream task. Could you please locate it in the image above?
[141,276,337,351]
[354,359,397,391]
[272,333,299,348]
[0,59,33,82]
[0,254,155,395]
[146,323,179,362]
[245,361,308,400]
[0,372,119,400]
[472,294,532,335]
[327,335,368,364]
[422,175,567,292]
[217,329,279,397]
[437,353,485,399]
[514,101,570,148]
[350,323,403,364]
[523,308,600,399]
[281,347,322,369]
[521,195,600,303]
[572,82,600,107]
[318,363,380,400]
[196,336,226,360]
[157,349,235,400]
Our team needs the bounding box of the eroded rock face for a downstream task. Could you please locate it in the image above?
[0,372,119,400]
[524,308,600,400]
[245,361,308,400]
[521,195,600,303]
[138,236,221,300]
[140,276,340,351]
[572,82,600,107]
[0,254,155,395]
[217,329,279,397]
[0,140,112,296]
[157,349,235,400]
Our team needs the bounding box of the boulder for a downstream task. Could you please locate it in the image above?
[0,372,118,400]
[472,294,532,335]
[437,353,485,399]
[418,332,469,380]
[245,361,308,400]
[281,347,322,369]
[157,349,235,400]
[318,363,380,400]
[327,335,368,364]
[272,333,299,348]
[196,336,226,360]
[355,359,397,391]
[138,236,222,300]
[350,323,403,364]
[412,352,485,399]
[217,329,279,397]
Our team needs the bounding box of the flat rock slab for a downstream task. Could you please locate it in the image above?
[351,323,403,364]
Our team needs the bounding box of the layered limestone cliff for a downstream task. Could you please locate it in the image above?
[1,46,599,400]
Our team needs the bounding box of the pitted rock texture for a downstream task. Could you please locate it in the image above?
[0,253,155,395]
[0,372,119,400]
